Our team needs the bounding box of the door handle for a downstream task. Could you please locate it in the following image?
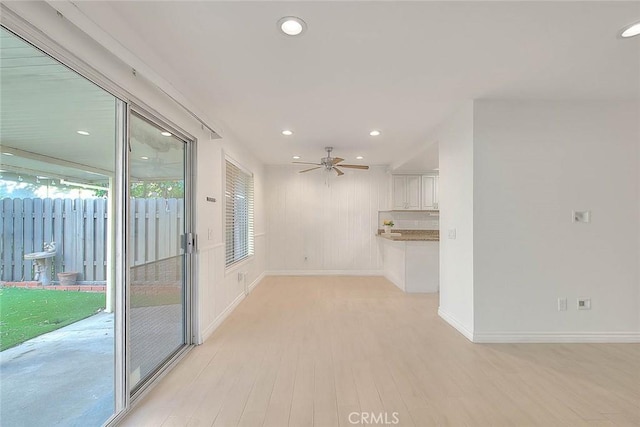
[185,232,196,253]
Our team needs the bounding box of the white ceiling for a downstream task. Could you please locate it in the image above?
[42,2,640,166]
[0,27,185,182]
[0,28,117,182]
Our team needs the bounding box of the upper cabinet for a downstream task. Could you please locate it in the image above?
[392,174,438,210]
[392,175,422,210]
[421,175,439,210]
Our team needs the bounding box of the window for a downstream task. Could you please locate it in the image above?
[225,159,254,267]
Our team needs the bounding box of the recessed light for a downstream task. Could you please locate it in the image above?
[37,176,49,179]
[140,156,149,160]
[278,16,307,36]
[282,130,293,136]
[292,156,301,160]
[369,130,381,136]
[161,131,172,137]
[2,152,14,156]
[356,156,364,160]
[77,130,90,136]
[620,21,640,38]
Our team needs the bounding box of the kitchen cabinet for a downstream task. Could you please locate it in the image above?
[421,175,439,210]
[392,174,438,210]
[392,175,421,210]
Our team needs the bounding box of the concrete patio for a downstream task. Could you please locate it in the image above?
[0,312,115,427]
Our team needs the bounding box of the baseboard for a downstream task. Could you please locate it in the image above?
[265,270,384,276]
[437,307,474,342]
[247,272,265,293]
[473,332,640,343]
[383,271,404,291]
[200,291,246,343]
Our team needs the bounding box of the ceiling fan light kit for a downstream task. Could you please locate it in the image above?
[293,147,370,176]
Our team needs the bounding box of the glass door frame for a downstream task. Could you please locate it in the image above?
[126,105,197,402]
[0,8,199,424]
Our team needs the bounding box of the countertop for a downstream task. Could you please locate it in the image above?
[376,229,439,242]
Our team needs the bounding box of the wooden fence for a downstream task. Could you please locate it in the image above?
[0,198,183,283]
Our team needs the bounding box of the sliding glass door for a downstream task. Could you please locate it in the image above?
[0,26,118,427]
[128,112,190,393]
[1,20,195,425]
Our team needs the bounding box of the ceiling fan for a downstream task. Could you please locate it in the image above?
[293,147,370,176]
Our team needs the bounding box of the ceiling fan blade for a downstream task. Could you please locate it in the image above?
[292,161,322,165]
[334,167,345,176]
[338,164,370,170]
[299,167,321,173]
[332,157,344,165]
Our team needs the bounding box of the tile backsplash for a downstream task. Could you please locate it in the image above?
[379,210,439,230]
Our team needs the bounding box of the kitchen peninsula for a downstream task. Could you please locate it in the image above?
[377,229,439,293]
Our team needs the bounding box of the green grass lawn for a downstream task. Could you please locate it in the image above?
[0,288,105,351]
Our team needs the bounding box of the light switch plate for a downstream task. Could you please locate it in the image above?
[558,298,567,311]
[448,229,457,239]
[572,210,591,223]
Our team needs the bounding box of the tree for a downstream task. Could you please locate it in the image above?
[129,181,184,199]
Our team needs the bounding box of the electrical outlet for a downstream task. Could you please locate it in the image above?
[577,298,591,310]
[558,298,567,311]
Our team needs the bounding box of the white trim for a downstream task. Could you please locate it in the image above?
[383,271,404,291]
[199,272,265,343]
[473,332,640,343]
[200,292,246,343]
[437,307,640,343]
[225,255,255,276]
[438,307,474,342]
[224,152,253,177]
[202,233,261,254]
[106,345,193,427]
[247,272,265,294]
[198,242,225,252]
[266,270,384,277]
[41,1,219,137]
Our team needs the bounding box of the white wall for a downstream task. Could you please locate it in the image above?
[3,1,267,343]
[435,102,475,339]
[473,100,640,341]
[197,144,266,341]
[265,165,389,273]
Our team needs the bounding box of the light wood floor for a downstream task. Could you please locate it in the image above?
[120,276,640,427]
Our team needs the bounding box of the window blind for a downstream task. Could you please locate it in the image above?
[225,159,254,267]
